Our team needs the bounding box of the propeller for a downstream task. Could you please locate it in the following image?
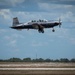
[59,18,62,28]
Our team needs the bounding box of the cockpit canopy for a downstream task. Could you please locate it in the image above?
[31,19,47,22]
[27,19,48,24]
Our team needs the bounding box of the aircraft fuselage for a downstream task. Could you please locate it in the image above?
[10,17,61,33]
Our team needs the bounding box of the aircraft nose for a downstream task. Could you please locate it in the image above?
[54,22,59,25]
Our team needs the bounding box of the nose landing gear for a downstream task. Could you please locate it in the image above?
[52,28,55,32]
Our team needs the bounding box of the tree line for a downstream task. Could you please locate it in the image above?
[0,58,75,62]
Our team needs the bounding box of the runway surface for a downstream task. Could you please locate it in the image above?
[0,68,75,70]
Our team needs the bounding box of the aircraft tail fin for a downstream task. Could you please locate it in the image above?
[13,17,19,26]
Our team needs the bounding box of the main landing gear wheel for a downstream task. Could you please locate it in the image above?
[52,28,55,32]
[42,30,44,33]
[38,30,44,33]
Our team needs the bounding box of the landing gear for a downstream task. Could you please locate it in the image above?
[38,25,44,33]
[41,30,44,33]
[38,29,44,33]
[27,29,29,30]
[52,28,55,32]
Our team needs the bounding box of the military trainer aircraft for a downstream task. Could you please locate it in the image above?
[10,17,62,33]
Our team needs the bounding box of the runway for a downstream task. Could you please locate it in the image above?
[0,68,75,70]
[0,63,75,75]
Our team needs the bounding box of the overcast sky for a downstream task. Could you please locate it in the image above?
[0,0,75,59]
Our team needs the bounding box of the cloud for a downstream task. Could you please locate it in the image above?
[0,0,25,9]
[60,11,75,22]
[9,40,17,47]
[4,35,17,47]
[11,33,24,39]
[38,2,73,11]
[9,0,25,6]
[0,0,39,12]
[54,0,75,5]
[32,42,43,47]
[0,28,7,34]
[39,0,75,5]
[46,27,75,45]
[31,41,48,47]
[0,9,12,19]
[0,0,75,12]
[3,32,25,48]
[70,38,75,45]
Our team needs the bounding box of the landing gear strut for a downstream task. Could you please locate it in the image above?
[52,28,55,32]
[38,25,44,33]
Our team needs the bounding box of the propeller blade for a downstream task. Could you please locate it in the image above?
[59,18,62,28]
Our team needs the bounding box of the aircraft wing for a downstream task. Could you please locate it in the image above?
[41,23,55,28]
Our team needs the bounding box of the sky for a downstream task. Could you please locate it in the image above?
[0,0,75,59]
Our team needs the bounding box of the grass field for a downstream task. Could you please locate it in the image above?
[0,62,75,75]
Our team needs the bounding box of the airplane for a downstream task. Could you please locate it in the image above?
[10,17,62,33]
